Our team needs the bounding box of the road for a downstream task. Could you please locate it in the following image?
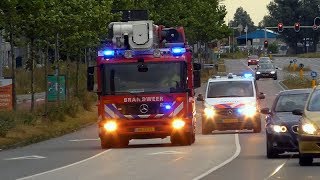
[0,59,319,180]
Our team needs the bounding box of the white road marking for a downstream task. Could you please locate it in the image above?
[68,138,99,142]
[16,149,112,180]
[241,60,254,72]
[264,157,291,180]
[148,151,186,155]
[4,155,46,161]
[192,134,241,180]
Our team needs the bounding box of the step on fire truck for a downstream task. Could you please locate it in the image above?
[87,16,201,148]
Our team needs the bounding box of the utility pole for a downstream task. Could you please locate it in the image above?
[0,29,3,79]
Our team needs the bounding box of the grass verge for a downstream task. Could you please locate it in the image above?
[282,65,311,72]
[220,52,248,59]
[282,74,313,89]
[297,53,320,58]
[0,107,97,149]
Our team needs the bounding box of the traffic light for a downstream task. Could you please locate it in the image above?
[264,40,268,48]
[294,22,300,32]
[278,23,284,32]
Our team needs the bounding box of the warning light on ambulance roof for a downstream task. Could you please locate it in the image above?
[244,73,253,78]
[165,105,172,110]
[103,50,115,58]
[171,47,186,56]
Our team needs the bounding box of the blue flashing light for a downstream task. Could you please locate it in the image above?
[244,73,253,78]
[237,108,244,114]
[103,50,115,58]
[171,47,186,56]
[165,105,172,110]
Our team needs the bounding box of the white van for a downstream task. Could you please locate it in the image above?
[197,73,265,134]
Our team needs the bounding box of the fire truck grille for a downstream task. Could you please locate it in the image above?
[117,103,164,115]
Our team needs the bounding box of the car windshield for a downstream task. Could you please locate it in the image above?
[102,62,186,95]
[207,81,254,98]
[258,64,274,69]
[307,90,320,111]
[274,93,310,112]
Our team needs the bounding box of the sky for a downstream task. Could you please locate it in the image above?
[222,0,272,25]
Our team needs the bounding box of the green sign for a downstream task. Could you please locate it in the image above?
[47,75,66,102]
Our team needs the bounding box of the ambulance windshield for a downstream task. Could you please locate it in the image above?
[207,81,254,98]
[102,62,186,95]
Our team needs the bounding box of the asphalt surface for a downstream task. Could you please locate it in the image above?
[1,59,319,180]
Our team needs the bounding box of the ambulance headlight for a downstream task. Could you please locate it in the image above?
[204,108,215,118]
[256,72,261,74]
[238,105,257,117]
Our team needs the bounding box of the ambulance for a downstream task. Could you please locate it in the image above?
[197,73,265,134]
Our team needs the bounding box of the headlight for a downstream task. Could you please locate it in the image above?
[103,121,117,132]
[172,119,185,129]
[256,72,261,74]
[238,105,257,117]
[302,123,317,135]
[204,108,215,118]
[272,125,287,133]
[270,71,275,74]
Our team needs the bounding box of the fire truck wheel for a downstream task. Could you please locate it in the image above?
[115,138,129,148]
[170,132,192,146]
[202,121,212,135]
[100,139,113,149]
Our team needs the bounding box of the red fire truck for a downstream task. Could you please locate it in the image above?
[87,19,201,148]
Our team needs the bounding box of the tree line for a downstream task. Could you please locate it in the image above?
[0,0,229,112]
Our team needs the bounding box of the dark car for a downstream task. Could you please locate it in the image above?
[258,57,273,65]
[247,55,259,66]
[255,63,278,80]
[261,89,312,158]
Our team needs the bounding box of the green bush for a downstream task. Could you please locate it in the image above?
[78,91,96,111]
[220,52,247,59]
[268,43,279,54]
[63,98,81,118]
[16,112,37,125]
[282,74,312,89]
[0,111,16,137]
[47,106,66,122]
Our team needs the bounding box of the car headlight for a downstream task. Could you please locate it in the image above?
[256,72,261,74]
[103,121,117,132]
[272,125,287,133]
[238,105,257,117]
[172,119,185,129]
[270,71,275,74]
[204,107,215,118]
[302,123,317,135]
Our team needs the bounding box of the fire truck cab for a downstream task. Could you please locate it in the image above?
[87,19,201,148]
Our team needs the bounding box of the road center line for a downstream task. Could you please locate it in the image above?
[241,60,254,72]
[16,149,112,180]
[192,134,241,180]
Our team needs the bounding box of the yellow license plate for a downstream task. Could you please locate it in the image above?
[223,119,238,123]
[134,127,155,132]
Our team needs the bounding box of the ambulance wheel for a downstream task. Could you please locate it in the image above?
[273,76,278,80]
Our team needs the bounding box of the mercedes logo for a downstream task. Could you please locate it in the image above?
[227,109,233,115]
[139,104,149,114]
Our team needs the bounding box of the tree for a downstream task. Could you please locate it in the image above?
[0,0,21,111]
[229,7,255,37]
[265,0,320,53]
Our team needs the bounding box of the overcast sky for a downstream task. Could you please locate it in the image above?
[222,0,272,25]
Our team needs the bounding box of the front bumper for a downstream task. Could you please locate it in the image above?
[203,114,260,130]
[298,135,320,157]
[267,131,298,152]
[99,119,193,139]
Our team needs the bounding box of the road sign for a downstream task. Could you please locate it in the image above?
[0,79,12,110]
[293,59,297,63]
[47,75,66,102]
[311,71,318,78]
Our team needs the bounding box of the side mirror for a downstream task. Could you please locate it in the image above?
[258,93,265,99]
[196,94,204,101]
[254,67,257,70]
[260,108,271,114]
[276,67,279,69]
[292,109,303,116]
[193,63,201,71]
[87,66,95,91]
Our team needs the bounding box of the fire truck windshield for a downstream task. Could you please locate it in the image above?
[102,61,186,95]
